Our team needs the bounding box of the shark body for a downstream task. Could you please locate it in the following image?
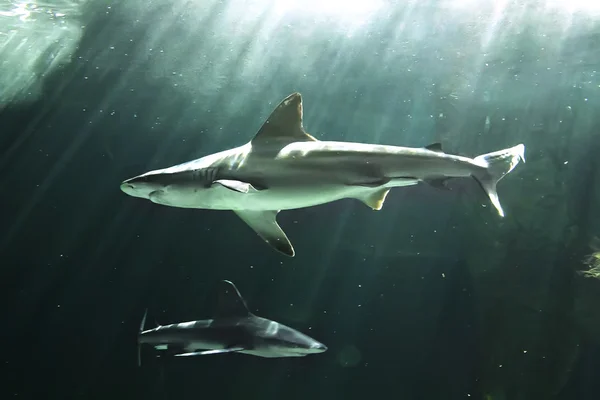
[138,280,327,363]
[121,92,525,256]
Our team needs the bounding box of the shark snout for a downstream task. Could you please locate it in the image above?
[120,181,135,192]
[120,179,142,197]
[120,175,162,199]
[311,342,327,353]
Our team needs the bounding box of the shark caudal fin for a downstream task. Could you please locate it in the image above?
[472,143,525,217]
[138,309,148,367]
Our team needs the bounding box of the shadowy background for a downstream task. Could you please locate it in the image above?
[2,1,600,399]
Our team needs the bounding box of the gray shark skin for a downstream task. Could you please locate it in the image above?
[137,280,327,364]
[121,92,525,257]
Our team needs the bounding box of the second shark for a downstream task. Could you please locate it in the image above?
[138,280,327,363]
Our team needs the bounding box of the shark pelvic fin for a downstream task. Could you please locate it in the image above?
[424,142,444,153]
[251,92,318,148]
[234,210,295,257]
[355,188,391,210]
[212,179,261,193]
[424,177,452,190]
[175,347,245,357]
[215,280,252,319]
[353,177,391,188]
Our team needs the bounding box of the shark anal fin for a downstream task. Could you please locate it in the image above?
[424,177,452,190]
[234,210,294,257]
[175,347,245,357]
[425,142,444,153]
[251,92,318,148]
[212,179,261,193]
[355,188,391,210]
[216,280,252,319]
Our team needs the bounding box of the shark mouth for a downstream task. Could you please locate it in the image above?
[149,190,166,204]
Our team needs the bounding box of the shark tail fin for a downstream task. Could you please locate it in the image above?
[472,144,525,217]
[138,309,148,367]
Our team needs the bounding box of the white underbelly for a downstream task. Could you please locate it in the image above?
[234,179,419,211]
[239,349,306,358]
[237,185,363,210]
[150,179,418,211]
[184,341,224,351]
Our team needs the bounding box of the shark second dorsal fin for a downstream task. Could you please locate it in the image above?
[251,92,318,148]
[215,280,252,319]
[424,142,444,153]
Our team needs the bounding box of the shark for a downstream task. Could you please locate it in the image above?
[137,280,327,363]
[121,92,525,257]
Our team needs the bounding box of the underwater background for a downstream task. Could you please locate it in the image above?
[1,0,600,399]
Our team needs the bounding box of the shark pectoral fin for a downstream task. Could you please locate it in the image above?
[175,347,245,357]
[212,179,261,194]
[234,210,294,257]
[355,188,391,210]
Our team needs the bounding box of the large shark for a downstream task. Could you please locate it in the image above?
[138,280,327,363]
[121,92,525,257]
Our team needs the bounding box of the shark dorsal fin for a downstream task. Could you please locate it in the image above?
[215,280,252,319]
[251,92,318,148]
[424,142,444,153]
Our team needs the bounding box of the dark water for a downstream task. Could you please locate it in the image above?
[1,0,600,399]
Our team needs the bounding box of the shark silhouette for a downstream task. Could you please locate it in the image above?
[138,280,327,364]
[122,93,525,256]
